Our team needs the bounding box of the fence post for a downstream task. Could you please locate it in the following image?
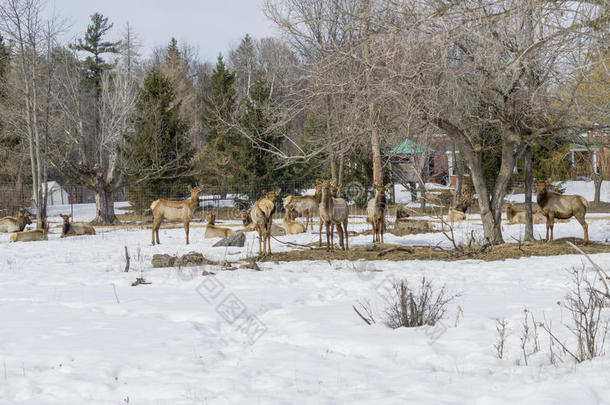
[139,183,143,229]
[70,183,74,220]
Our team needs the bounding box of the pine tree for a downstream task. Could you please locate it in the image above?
[124,67,194,208]
[199,55,238,185]
[70,13,121,96]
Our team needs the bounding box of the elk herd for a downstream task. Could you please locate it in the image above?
[0,179,592,252]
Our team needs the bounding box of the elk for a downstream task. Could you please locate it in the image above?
[281,206,305,234]
[282,186,320,232]
[242,208,285,235]
[10,220,47,242]
[251,189,281,257]
[319,180,348,251]
[59,214,96,237]
[204,213,234,239]
[151,185,203,245]
[0,210,31,233]
[537,180,589,244]
[447,207,466,222]
[366,183,391,244]
[504,202,546,225]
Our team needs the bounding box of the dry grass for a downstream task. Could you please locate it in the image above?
[267,238,610,263]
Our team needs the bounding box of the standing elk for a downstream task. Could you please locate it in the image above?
[366,183,391,244]
[10,219,47,242]
[151,185,203,245]
[282,186,320,232]
[281,206,306,235]
[204,213,234,239]
[504,202,546,225]
[0,210,32,233]
[537,180,589,244]
[251,189,281,257]
[319,180,348,251]
[60,214,96,237]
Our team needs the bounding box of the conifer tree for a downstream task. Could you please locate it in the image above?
[124,67,194,207]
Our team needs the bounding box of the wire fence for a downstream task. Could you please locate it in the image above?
[0,175,540,222]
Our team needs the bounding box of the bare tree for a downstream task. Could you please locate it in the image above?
[0,0,48,227]
[52,54,136,224]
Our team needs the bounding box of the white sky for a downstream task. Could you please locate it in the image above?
[48,0,277,62]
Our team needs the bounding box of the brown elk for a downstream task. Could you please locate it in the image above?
[281,206,306,234]
[537,180,589,244]
[0,210,31,233]
[504,202,546,225]
[204,213,234,239]
[447,207,466,222]
[242,208,285,236]
[366,183,391,244]
[59,214,96,237]
[151,185,203,245]
[319,180,348,251]
[282,186,320,232]
[10,219,47,242]
[251,189,281,257]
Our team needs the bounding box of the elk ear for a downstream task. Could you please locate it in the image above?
[276,188,281,195]
[385,183,391,190]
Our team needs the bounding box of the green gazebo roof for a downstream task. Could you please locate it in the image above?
[388,140,435,155]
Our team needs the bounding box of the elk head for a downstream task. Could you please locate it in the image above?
[206,213,216,225]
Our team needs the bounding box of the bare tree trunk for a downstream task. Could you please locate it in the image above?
[337,152,344,186]
[362,0,382,186]
[452,144,462,206]
[524,145,534,241]
[92,183,118,225]
[593,172,602,204]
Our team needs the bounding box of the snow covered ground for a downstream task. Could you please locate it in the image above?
[1,204,610,403]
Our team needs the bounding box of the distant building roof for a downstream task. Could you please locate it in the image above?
[388,140,435,155]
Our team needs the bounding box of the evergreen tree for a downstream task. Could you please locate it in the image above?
[199,55,238,184]
[124,67,194,207]
[70,13,121,96]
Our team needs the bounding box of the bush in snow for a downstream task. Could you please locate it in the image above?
[354,277,458,329]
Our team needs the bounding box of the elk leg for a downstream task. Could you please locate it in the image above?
[381,220,384,245]
[337,223,344,250]
[185,221,190,244]
[576,215,588,244]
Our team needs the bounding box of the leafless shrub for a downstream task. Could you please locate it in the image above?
[355,277,458,329]
[564,264,609,361]
[437,214,490,257]
[519,308,540,366]
[494,319,508,359]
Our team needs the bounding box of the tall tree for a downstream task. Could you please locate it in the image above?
[198,55,237,185]
[70,13,121,96]
[123,67,194,207]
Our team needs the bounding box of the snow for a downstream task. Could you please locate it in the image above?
[1,204,610,403]
[506,180,610,203]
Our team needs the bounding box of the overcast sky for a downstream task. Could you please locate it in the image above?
[48,0,278,62]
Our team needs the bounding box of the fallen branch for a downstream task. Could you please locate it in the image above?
[352,305,372,325]
[271,235,314,249]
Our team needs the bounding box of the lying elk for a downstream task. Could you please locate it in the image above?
[10,220,47,242]
[0,210,31,233]
[319,180,348,251]
[251,189,281,257]
[447,207,466,222]
[282,186,321,232]
[60,214,96,237]
[366,183,391,244]
[537,180,589,244]
[151,185,203,245]
[204,213,234,239]
[504,202,546,225]
[281,206,305,235]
